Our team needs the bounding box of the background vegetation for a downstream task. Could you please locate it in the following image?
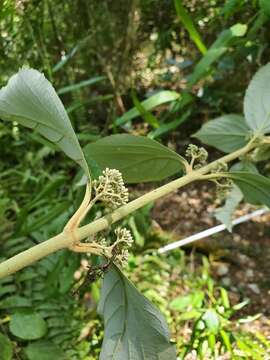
[1,0,270,358]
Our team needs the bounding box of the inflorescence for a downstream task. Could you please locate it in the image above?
[93,168,129,209]
[90,169,132,267]
[110,227,133,267]
[210,161,233,199]
[186,144,208,169]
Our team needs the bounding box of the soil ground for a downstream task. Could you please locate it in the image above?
[151,182,270,337]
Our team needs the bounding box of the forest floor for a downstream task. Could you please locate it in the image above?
[151,181,270,338]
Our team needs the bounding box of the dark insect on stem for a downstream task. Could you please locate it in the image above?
[72,250,118,296]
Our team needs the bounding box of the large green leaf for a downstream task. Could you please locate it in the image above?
[188,24,247,86]
[193,114,250,153]
[244,62,270,134]
[9,311,47,340]
[0,333,12,360]
[84,134,186,183]
[114,91,180,127]
[0,68,90,178]
[174,0,207,54]
[227,172,270,207]
[98,265,176,360]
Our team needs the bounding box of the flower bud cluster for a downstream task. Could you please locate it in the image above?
[210,161,233,199]
[185,144,208,168]
[113,227,133,267]
[114,227,133,247]
[93,168,129,209]
[210,161,228,173]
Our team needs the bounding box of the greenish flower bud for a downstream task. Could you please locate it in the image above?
[93,168,129,209]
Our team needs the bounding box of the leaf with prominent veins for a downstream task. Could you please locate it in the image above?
[85,134,187,183]
[0,68,90,179]
[98,265,176,360]
[226,172,270,208]
[244,62,270,134]
[193,114,250,153]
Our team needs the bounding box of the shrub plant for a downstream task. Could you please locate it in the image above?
[1,63,270,359]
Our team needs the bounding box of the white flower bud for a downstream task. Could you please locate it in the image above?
[115,249,129,267]
[93,168,129,209]
[114,227,133,247]
[185,144,208,168]
[111,227,133,267]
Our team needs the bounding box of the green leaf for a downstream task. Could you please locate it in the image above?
[220,330,232,352]
[98,265,176,360]
[149,110,191,139]
[215,185,243,232]
[169,295,192,311]
[174,0,207,54]
[244,62,270,134]
[84,134,186,183]
[9,311,47,340]
[24,341,65,360]
[114,91,180,127]
[0,68,90,178]
[0,333,12,360]
[188,24,247,86]
[202,309,219,334]
[57,76,105,95]
[220,288,230,309]
[193,114,250,153]
[208,334,216,353]
[227,172,270,207]
[170,291,204,311]
[52,34,91,72]
[230,161,259,173]
[179,310,201,321]
[233,299,249,311]
[131,90,160,128]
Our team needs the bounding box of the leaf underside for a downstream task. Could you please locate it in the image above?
[244,62,270,134]
[193,114,250,153]
[98,265,176,360]
[215,185,243,231]
[228,171,270,208]
[0,68,90,178]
